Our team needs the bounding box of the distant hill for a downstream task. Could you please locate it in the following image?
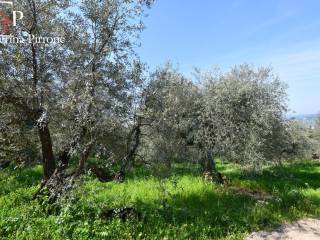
[287,113,319,127]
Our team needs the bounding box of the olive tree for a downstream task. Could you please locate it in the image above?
[281,120,314,160]
[0,0,71,179]
[138,64,201,168]
[0,0,153,181]
[196,64,288,176]
[56,0,153,175]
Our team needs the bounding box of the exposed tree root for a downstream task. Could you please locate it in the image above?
[312,153,319,160]
[91,167,124,183]
[32,167,76,203]
[100,207,142,222]
[203,170,229,184]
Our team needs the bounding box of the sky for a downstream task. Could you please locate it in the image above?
[137,0,320,115]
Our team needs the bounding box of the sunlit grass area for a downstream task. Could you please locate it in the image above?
[0,160,320,239]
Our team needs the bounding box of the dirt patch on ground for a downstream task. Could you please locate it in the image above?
[229,186,273,200]
[246,218,320,240]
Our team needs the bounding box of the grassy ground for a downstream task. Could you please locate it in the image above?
[0,160,319,239]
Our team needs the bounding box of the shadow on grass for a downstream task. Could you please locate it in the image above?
[122,161,320,238]
[223,160,320,192]
[1,160,319,239]
[126,163,202,180]
[132,184,320,239]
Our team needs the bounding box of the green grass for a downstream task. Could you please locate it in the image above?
[0,160,320,239]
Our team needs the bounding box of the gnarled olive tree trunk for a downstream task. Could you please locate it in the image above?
[201,150,224,184]
[38,124,55,180]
